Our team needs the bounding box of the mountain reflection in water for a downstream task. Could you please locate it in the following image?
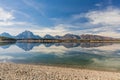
[0,42,120,71]
[0,42,113,51]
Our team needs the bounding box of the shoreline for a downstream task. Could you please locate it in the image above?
[20,62,120,73]
[0,63,120,80]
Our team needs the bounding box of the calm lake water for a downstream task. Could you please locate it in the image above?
[0,42,120,71]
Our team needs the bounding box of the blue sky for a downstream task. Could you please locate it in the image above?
[0,0,120,37]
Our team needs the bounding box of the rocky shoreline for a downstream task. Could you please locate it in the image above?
[0,63,120,80]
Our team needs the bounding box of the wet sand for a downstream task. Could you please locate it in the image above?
[0,63,120,80]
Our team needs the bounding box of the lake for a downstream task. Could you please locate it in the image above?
[0,42,120,71]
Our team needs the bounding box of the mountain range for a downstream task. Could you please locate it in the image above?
[0,30,116,40]
[0,32,13,38]
[15,31,41,39]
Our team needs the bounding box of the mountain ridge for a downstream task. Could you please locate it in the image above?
[15,30,41,39]
[0,30,117,40]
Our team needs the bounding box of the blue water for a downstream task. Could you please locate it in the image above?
[0,42,120,71]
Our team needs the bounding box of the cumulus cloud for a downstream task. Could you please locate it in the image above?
[97,31,120,38]
[86,7,120,26]
[50,6,120,37]
[0,8,14,21]
[0,7,15,26]
[0,7,29,26]
[83,7,120,37]
[1,5,120,38]
[0,7,68,36]
[32,24,70,36]
[67,6,120,38]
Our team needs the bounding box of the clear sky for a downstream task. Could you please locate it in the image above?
[0,0,120,37]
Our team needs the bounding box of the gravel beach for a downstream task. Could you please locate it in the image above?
[0,63,120,80]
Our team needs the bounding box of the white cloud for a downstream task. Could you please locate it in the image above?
[50,6,120,38]
[97,31,120,38]
[67,6,120,38]
[86,7,120,26]
[0,7,14,21]
[0,7,29,27]
[0,7,16,26]
[1,5,120,38]
[0,22,14,26]
[83,7,120,38]
[32,24,70,36]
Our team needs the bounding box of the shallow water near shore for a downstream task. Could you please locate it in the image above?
[0,42,120,72]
